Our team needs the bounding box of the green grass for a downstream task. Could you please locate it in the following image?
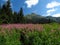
[0,23,60,45]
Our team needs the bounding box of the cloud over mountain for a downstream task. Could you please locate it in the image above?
[25,0,39,8]
[46,1,60,17]
[46,1,60,8]
[47,8,57,16]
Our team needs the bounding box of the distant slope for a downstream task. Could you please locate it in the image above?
[25,13,60,23]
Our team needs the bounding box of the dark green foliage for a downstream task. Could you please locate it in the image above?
[18,8,24,23]
[0,0,13,24]
[13,12,18,23]
[0,0,25,24]
[1,0,12,15]
[0,14,9,24]
[0,35,6,45]
[0,6,1,14]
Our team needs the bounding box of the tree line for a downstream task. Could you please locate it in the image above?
[0,0,55,24]
[0,0,24,24]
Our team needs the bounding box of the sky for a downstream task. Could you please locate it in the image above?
[1,0,60,17]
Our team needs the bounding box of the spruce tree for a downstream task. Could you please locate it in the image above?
[13,12,18,23]
[1,0,13,24]
[6,0,12,15]
[5,0,13,23]
[0,2,1,14]
[0,2,1,9]
[18,8,24,23]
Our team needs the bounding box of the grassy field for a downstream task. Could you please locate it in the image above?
[0,23,60,45]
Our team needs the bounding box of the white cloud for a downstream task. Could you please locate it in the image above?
[52,13,60,17]
[47,13,51,16]
[47,8,57,13]
[25,0,39,8]
[46,8,57,16]
[46,1,60,8]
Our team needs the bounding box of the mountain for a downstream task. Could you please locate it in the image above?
[24,13,60,23]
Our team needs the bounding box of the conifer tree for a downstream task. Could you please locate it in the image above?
[18,8,24,23]
[5,0,13,23]
[0,0,2,14]
[1,0,13,23]
[13,12,18,23]
[6,0,12,15]
[0,2,1,14]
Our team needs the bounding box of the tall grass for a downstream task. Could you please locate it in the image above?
[0,23,60,45]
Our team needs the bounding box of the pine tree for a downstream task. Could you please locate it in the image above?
[5,0,13,23]
[5,0,12,15]
[0,0,13,24]
[18,8,24,23]
[0,0,2,15]
[13,12,18,23]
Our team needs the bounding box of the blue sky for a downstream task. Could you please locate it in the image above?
[1,0,60,17]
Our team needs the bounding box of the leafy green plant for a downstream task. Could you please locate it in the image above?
[0,23,60,45]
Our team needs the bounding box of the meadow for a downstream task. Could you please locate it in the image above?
[1,0,60,45]
[0,23,60,45]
